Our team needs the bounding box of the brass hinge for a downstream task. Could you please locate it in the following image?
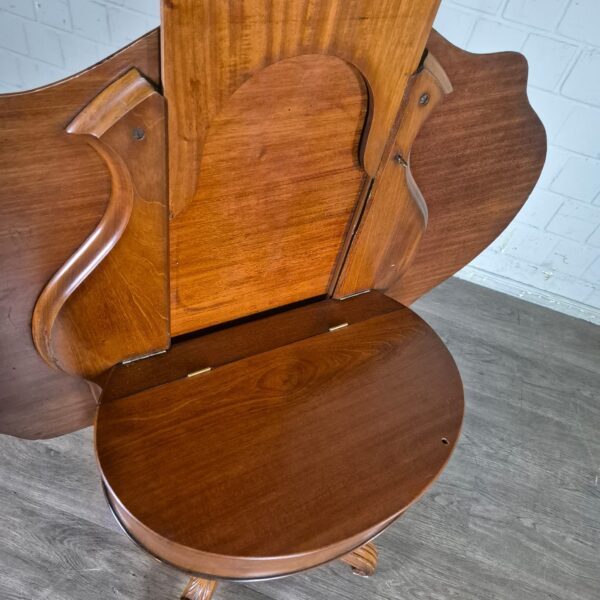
[121,349,167,365]
[187,366,212,378]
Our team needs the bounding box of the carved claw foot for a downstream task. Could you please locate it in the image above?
[340,542,378,577]
[180,577,217,600]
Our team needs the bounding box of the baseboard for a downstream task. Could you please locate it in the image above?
[455,266,600,325]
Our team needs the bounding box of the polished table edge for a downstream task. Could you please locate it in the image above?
[101,480,396,583]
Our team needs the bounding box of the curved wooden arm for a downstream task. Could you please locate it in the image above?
[334,52,453,297]
[32,141,134,369]
[66,68,155,137]
[32,69,169,379]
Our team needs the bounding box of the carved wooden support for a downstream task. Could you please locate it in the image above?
[334,52,453,298]
[180,577,217,600]
[177,543,378,600]
[31,68,169,379]
[340,542,379,577]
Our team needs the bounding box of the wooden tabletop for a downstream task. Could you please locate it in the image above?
[95,293,463,580]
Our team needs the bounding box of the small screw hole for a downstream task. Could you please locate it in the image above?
[441,438,449,445]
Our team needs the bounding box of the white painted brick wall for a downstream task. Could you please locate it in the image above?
[0,0,598,323]
[0,0,159,90]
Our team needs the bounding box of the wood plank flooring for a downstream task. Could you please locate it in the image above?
[1,278,598,600]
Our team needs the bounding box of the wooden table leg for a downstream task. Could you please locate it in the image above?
[340,542,378,577]
[180,577,217,600]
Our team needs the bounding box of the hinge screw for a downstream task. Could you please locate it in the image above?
[132,127,145,141]
[419,92,430,106]
[394,153,408,167]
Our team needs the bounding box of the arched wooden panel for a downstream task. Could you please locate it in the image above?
[170,54,368,335]
[163,0,441,217]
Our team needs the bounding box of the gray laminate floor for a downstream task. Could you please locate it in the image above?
[1,278,599,600]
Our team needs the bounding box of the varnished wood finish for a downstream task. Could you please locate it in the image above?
[393,31,547,304]
[32,69,169,378]
[340,542,378,577]
[96,292,463,579]
[180,578,217,600]
[334,52,453,298]
[0,31,160,439]
[162,0,441,217]
[169,55,367,334]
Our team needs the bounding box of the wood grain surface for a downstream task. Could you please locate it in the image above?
[32,69,169,379]
[169,54,367,335]
[2,280,597,600]
[393,31,547,304]
[162,0,440,217]
[96,293,463,579]
[0,31,160,439]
